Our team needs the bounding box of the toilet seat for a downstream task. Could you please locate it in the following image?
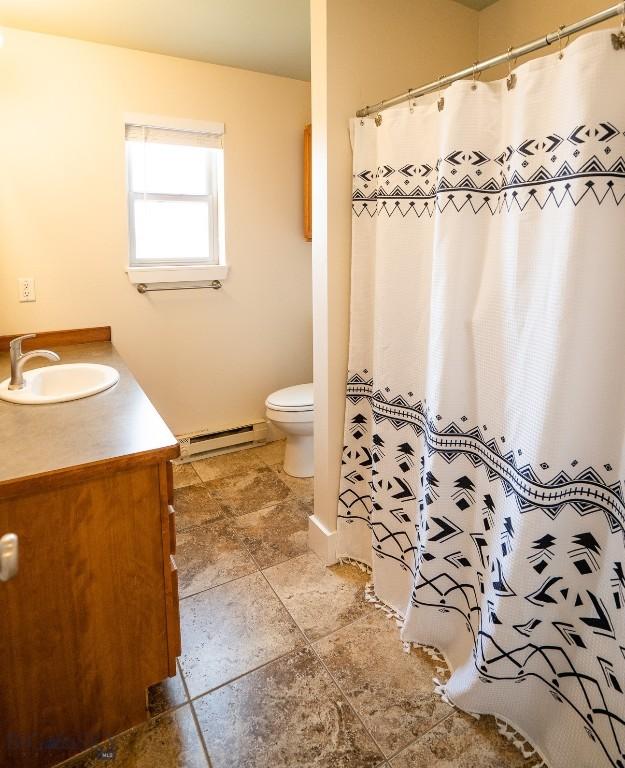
[265,383,313,412]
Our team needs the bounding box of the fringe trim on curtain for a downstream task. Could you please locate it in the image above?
[338,556,373,574]
[338,557,550,768]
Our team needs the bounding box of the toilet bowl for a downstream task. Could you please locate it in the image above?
[265,383,313,478]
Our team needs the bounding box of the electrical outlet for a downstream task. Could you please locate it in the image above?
[18,278,36,303]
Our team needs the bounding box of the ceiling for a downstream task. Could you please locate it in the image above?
[0,0,312,80]
[0,0,499,81]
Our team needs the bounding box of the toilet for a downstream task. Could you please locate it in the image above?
[265,383,314,478]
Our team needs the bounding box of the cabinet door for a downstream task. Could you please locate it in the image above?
[160,461,181,675]
[0,464,169,768]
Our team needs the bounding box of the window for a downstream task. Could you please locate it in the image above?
[125,123,225,277]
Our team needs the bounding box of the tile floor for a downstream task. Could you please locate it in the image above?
[60,441,536,768]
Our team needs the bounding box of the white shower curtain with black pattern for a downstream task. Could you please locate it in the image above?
[338,30,625,768]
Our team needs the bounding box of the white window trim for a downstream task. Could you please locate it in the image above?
[123,113,227,286]
[126,264,229,284]
[124,113,224,136]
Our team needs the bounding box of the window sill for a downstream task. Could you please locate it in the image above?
[126,265,229,285]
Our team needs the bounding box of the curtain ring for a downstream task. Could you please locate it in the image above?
[437,76,445,112]
[375,103,383,127]
[471,61,481,91]
[611,2,625,49]
[506,46,517,90]
[556,25,569,59]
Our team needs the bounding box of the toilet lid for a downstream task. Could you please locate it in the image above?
[266,383,314,412]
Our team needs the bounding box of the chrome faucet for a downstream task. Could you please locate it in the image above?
[8,334,60,390]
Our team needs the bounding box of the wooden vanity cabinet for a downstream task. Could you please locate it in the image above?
[0,454,180,768]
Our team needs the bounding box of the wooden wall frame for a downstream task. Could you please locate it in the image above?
[304,124,312,241]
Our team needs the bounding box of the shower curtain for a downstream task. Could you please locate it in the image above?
[338,30,625,768]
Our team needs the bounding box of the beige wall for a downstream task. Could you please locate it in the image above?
[0,27,312,436]
[479,0,615,77]
[309,0,479,559]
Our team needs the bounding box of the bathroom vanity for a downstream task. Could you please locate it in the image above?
[0,328,181,768]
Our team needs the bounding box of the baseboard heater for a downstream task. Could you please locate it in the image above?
[177,420,268,460]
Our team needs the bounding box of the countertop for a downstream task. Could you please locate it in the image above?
[0,341,179,491]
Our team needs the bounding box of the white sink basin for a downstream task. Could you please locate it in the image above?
[0,363,119,404]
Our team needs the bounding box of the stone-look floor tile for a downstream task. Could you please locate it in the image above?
[62,705,208,767]
[232,497,311,568]
[297,496,313,515]
[315,610,453,756]
[194,646,383,768]
[274,467,314,503]
[206,466,291,517]
[390,711,533,768]
[147,662,188,717]
[174,484,226,532]
[171,462,202,489]
[192,449,266,483]
[176,519,257,598]
[246,439,286,466]
[178,571,305,697]
[263,552,372,641]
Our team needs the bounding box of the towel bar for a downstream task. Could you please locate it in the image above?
[137,281,222,293]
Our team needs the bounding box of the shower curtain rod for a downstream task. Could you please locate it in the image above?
[355,2,625,118]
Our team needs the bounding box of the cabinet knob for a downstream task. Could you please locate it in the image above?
[0,533,18,582]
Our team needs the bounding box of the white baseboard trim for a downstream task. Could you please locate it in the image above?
[308,514,338,565]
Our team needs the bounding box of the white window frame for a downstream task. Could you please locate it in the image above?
[124,114,228,285]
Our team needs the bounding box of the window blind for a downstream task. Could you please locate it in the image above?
[125,124,223,149]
